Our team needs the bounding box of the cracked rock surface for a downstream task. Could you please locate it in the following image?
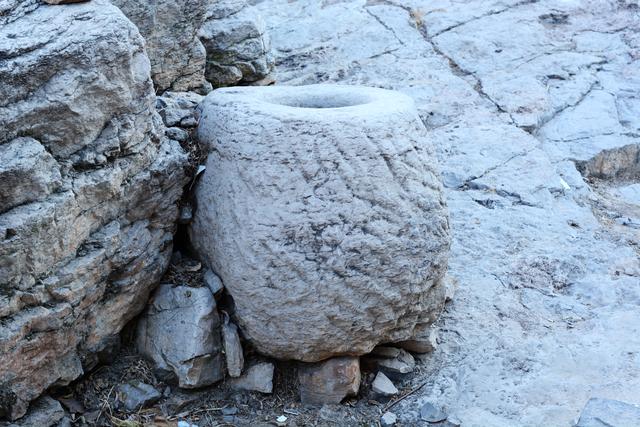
[254,0,640,424]
[110,0,212,94]
[0,0,187,420]
[199,0,275,88]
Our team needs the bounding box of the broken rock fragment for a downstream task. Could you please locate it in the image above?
[136,284,224,388]
[298,357,361,405]
[371,372,398,397]
[229,362,274,394]
[222,315,244,378]
[117,381,161,412]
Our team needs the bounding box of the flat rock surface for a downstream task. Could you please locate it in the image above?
[253,0,640,424]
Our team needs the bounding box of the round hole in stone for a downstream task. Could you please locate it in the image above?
[267,92,372,109]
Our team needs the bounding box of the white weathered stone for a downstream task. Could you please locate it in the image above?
[136,285,224,388]
[0,1,187,420]
[372,372,398,397]
[298,357,361,405]
[191,84,450,362]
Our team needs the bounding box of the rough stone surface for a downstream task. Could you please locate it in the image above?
[298,357,361,405]
[192,84,450,362]
[254,0,640,424]
[203,269,224,296]
[199,0,275,87]
[576,398,640,427]
[371,372,398,397]
[110,0,211,93]
[229,362,274,394]
[156,91,204,128]
[1,396,65,427]
[371,349,416,378]
[0,1,187,420]
[222,315,244,378]
[396,326,438,354]
[117,381,161,412]
[136,284,224,389]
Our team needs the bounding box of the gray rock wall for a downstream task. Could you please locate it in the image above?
[109,0,212,94]
[0,1,187,420]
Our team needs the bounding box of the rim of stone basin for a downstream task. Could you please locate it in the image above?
[208,84,418,120]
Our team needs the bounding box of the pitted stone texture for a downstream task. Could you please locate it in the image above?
[191,84,450,362]
[110,0,211,94]
[0,1,187,420]
[136,285,224,388]
[199,0,275,88]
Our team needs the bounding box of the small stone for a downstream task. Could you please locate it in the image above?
[420,402,447,423]
[276,415,288,426]
[43,0,89,4]
[396,327,438,354]
[181,259,201,272]
[298,357,361,405]
[374,349,415,378]
[117,381,161,412]
[136,285,224,388]
[229,362,274,394]
[370,346,401,358]
[203,269,224,295]
[381,411,397,426]
[177,421,199,427]
[576,398,640,427]
[166,127,189,142]
[371,372,398,397]
[222,315,244,378]
[178,204,193,224]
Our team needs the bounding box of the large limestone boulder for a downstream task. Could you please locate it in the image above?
[199,0,275,88]
[191,84,450,362]
[0,0,187,420]
[110,0,211,94]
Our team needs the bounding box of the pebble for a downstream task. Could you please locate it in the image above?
[381,411,397,426]
[420,402,447,423]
